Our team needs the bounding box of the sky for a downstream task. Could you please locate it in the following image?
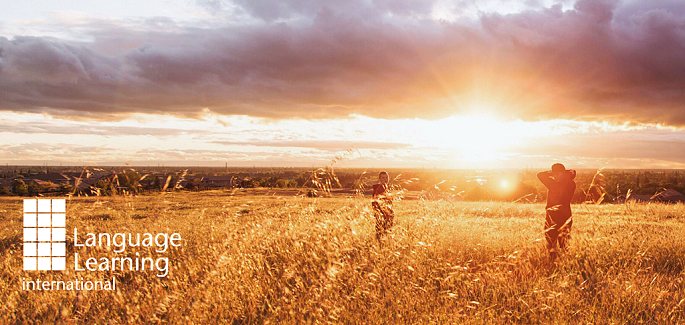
[1,0,685,169]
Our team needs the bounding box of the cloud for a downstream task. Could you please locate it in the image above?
[1,0,685,125]
[513,128,685,164]
[0,120,203,136]
[0,143,126,162]
[212,140,411,151]
[197,0,435,22]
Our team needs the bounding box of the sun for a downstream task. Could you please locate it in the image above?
[428,114,518,162]
[500,179,510,189]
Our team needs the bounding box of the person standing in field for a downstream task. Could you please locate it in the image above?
[372,171,395,240]
[537,163,576,262]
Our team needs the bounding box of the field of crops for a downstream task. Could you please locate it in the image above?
[2,190,685,323]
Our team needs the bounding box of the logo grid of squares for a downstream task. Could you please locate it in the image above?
[23,199,66,271]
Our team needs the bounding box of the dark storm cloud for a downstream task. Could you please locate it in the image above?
[2,0,685,125]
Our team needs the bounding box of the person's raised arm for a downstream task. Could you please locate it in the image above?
[537,171,554,188]
[567,169,577,180]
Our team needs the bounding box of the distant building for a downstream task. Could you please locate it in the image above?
[651,189,685,203]
[0,175,68,194]
[178,177,204,190]
[614,189,685,204]
[28,173,72,185]
[26,179,60,192]
[62,171,93,179]
[201,176,235,188]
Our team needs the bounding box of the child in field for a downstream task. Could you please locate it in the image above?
[537,163,576,262]
[372,171,395,240]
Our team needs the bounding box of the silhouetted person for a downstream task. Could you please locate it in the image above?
[537,163,576,262]
[372,171,395,240]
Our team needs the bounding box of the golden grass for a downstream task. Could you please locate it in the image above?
[1,191,685,323]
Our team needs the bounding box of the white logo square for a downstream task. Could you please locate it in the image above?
[52,228,66,242]
[37,214,51,227]
[24,257,37,270]
[37,228,51,242]
[52,257,66,270]
[52,199,66,213]
[23,243,37,257]
[37,199,51,213]
[37,243,51,256]
[37,257,51,270]
[24,228,37,242]
[23,199,37,213]
[24,214,37,227]
[52,214,66,227]
[52,243,66,256]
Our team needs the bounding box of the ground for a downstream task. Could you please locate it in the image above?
[1,190,685,323]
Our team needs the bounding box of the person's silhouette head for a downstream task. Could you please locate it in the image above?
[379,171,389,184]
[551,163,566,181]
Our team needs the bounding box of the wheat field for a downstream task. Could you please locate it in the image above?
[1,190,685,324]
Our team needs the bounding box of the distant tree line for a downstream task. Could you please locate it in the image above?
[2,169,685,203]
